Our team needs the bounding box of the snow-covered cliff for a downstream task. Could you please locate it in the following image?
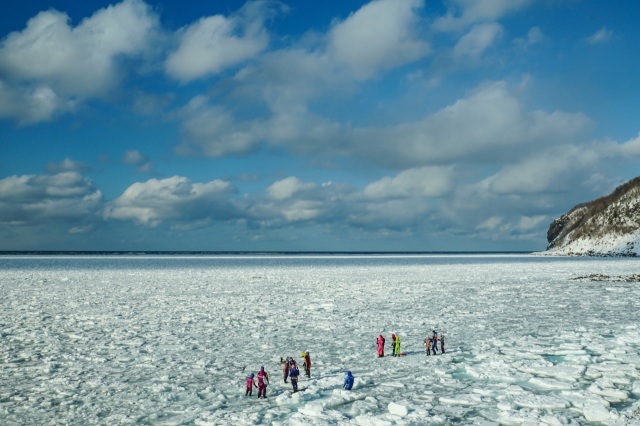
[544,177,640,256]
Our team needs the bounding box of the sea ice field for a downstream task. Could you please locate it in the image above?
[1,254,640,425]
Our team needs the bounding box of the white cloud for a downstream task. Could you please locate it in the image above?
[435,0,533,31]
[514,26,543,49]
[0,172,102,225]
[363,166,454,199]
[353,82,591,168]
[0,81,70,124]
[485,144,605,195]
[588,27,613,45]
[46,158,90,174]
[267,177,317,200]
[178,97,263,156]
[104,176,236,227]
[328,0,429,79]
[122,149,152,173]
[620,133,640,156]
[165,2,275,82]
[0,0,159,124]
[453,22,502,59]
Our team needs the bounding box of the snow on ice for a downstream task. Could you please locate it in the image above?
[1,254,639,425]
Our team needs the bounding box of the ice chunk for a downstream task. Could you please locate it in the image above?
[529,377,573,390]
[388,402,408,417]
[514,395,569,410]
[588,383,629,400]
[583,404,610,422]
[439,394,481,406]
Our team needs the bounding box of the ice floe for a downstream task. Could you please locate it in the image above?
[1,254,639,424]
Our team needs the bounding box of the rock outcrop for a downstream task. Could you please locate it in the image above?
[545,177,640,256]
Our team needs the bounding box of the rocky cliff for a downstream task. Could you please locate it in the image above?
[545,176,640,256]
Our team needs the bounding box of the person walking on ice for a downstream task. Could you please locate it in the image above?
[343,371,355,390]
[302,351,311,378]
[257,366,269,398]
[245,373,257,396]
[289,363,300,392]
[377,334,385,357]
[393,334,401,356]
[432,330,438,355]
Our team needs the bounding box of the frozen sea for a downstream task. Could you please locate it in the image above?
[1,254,639,425]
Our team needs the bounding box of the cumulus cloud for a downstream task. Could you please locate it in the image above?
[267,177,317,200]
[485,144,605,195]
[0,0,159,123]
[0,172,102,225]
[363,166,454,199]
[122,149,152,173]
[328,0,429,79]
[353,82,591,168]
[45,158,90,174]
[453,22,503,59]
[104,176,236,227]
[0,81,70,124]
[165,1,281,82]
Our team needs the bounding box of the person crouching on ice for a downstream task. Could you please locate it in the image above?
[257,366,269,398]
[425,336,431,356]
[377,334,385,357]
[393,334,401,356]
[289,364,300,392]
[245,373,257,396]
[302,351,311,378]
[343,371,355,390]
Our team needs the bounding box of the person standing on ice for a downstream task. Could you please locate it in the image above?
[289,363,300,392]
[390,334,397,356]
[440,334,445,354]
[280,357,289,383]
[257,366,269,398]
[343,371,355,390]
[377,334,385,357]
[288,356,298,371]
[431,330,438,355]
[245,373,257,396]
[393,334,401,356]
[425,335,431,355]
[302,351,311,378]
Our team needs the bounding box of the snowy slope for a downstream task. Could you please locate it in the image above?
[1,254,640,425]
[545,177,640,256]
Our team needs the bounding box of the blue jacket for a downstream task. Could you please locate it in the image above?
[343,372,354,390]
[289,367,299,378]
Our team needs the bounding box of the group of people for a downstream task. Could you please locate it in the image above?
[246,351,356,397]
[376,334,402,357]
[376,330,445,357]
[425,329,445,355]
[245,366,269,398]
[246,331,446,398]
[278,351,311,393]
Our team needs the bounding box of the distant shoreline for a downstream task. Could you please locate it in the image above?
[0,250,534,256]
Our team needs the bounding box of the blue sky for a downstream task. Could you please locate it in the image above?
[1,0,639,251]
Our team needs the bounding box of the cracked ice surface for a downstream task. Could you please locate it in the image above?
[1,254,640,425]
